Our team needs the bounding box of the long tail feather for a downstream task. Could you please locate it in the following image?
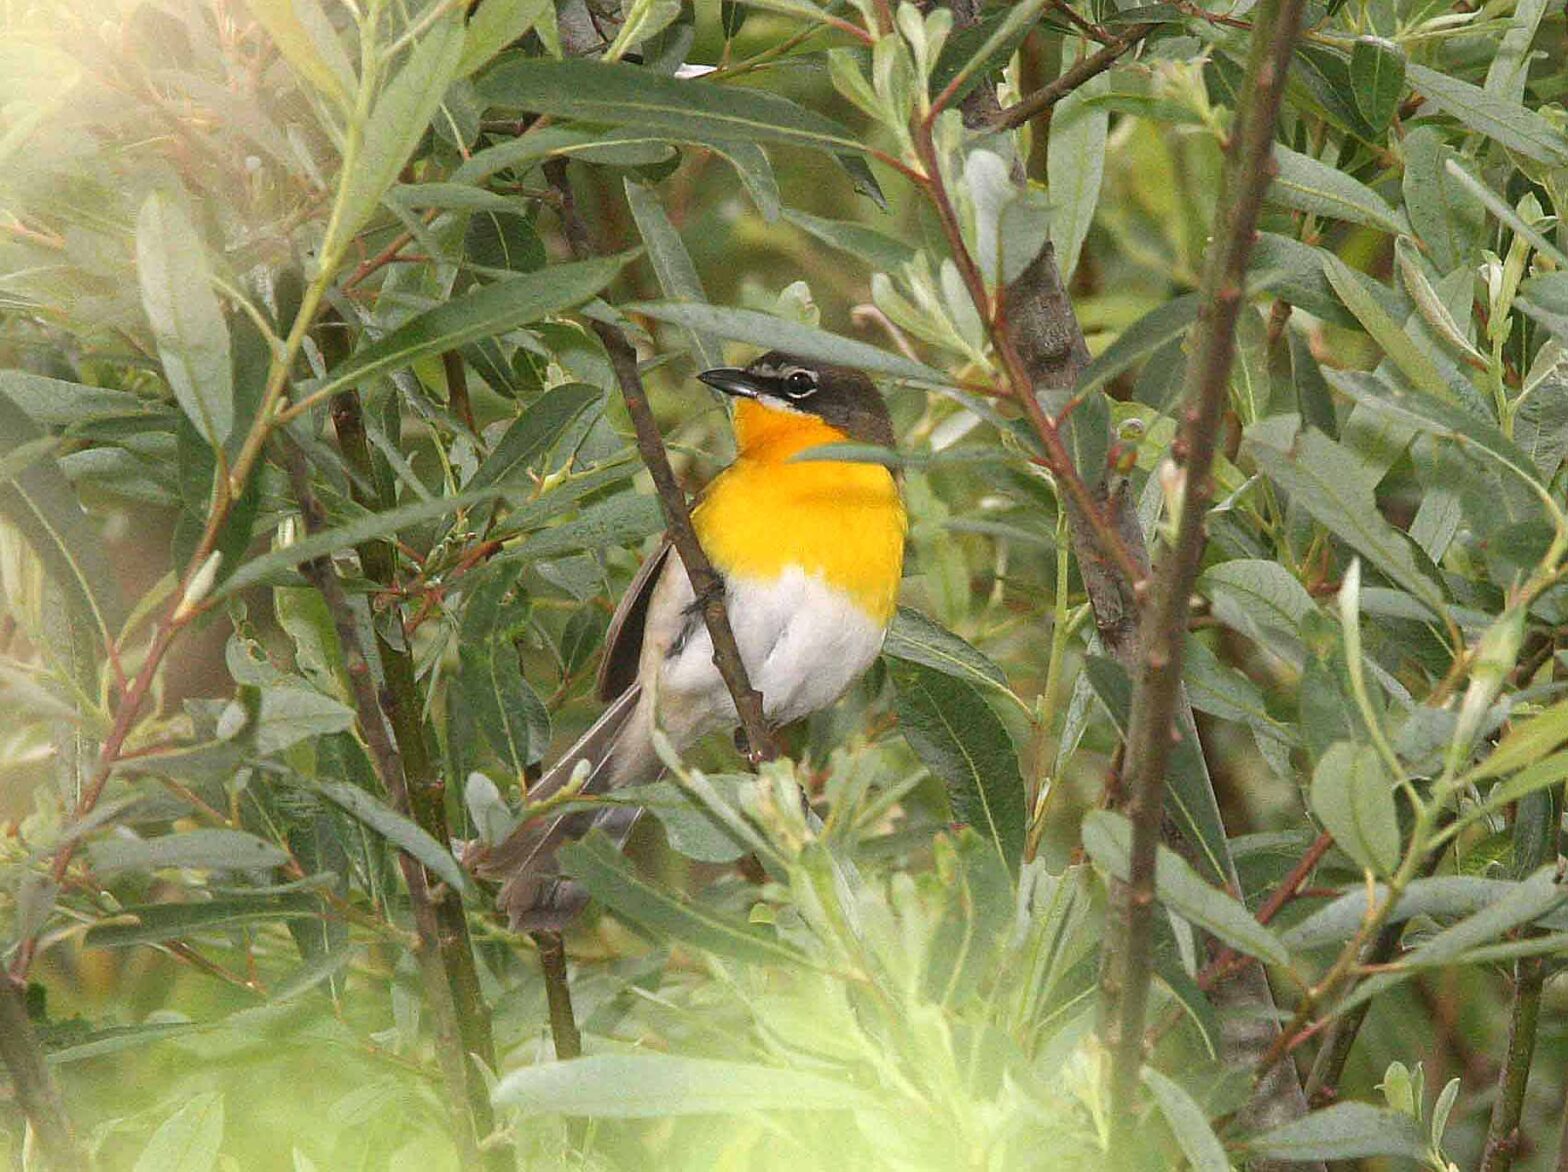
[472,685,661,931]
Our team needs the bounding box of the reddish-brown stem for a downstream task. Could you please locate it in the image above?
[989,23,1157,131]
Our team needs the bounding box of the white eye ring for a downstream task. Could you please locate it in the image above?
[784,369,817,397]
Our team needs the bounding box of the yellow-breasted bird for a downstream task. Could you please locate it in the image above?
[475,352,906,932]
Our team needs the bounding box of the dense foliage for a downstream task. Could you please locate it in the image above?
[1,0,1567,1168]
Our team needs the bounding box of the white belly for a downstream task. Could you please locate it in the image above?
[647,563,887,740]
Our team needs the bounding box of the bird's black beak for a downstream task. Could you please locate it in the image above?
[697,367,764,399]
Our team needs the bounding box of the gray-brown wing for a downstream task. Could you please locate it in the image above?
[595,540,672,701]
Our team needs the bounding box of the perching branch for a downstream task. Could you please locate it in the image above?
[543,159,776,765]
[1097,0,1305,1139]
[989,23,1158,131]
[0,976,91,1171]
[280,439,487,1170]
[534,930,582,1060]
[1479,953,1547,1172]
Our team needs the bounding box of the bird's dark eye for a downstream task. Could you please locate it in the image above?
[785,369,817,397]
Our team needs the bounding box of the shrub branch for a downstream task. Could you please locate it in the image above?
[1096,0,1305,1136]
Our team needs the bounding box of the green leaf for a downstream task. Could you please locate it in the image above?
[469,383,603,491]
[242,0,353,107]
[627,301,947,384]
[883,606,1016,699]
[459,564,549,772]
[625,180,721,371]
[509,493,664,562]
[1337,866,1568,1011]
[1469,697,1568,781]
[1284,875,1517,950]
[492,1053,871,1115]
[312,259,628,405]
[783,208,917,272]
[1074,295,1198,396]
[1269,144,1403,234]
[1245,1103,1427,1162]
[1405,63,1568,167]
[1081,810,1289,966]
[479,58,863,154]
[1047,70,1109,281]
[135,193,234,446]
[1244,420,1446,618]
[1486,0,1549,104]
[1442,158,1568,269]
[891,660,1025,872]
[1309,741,1400,876]
[614,776,753,864]
[1349,37,1404,133]
[457,0,549,77]
[1142,1068,1230,1172]
[465,209,545,275]
[84,895,320,948]
[333,16,465,252]
[309,778,474,896]
[0,371,155,427]
[133,1092,224,1172]
[215,489,503,602]
[1402,126,1481,273]
[0,392,125,646]
[1321,255,1453,400]
[560,830,811,967]
[1514,362,1568,479]
[89,829,289,874]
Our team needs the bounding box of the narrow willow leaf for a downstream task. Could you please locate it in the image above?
[1310,741,1399,875]
[332,17,466,252]
[891,660,1025,871]
[493,1053,870,1115]
[1442,158,1568,268]
[1047,68,1109,280]
[243,0,354,107]
[1244,420,1446,617]
[89,829,289,874]
[0,372,154,427]
[1349,37,1404,133]
[883,606,1015,697]
[136,193,234,446]
[1245,1103,1427,1162]
[783,208,917,272]
[612,777,752,864]
[0,392,125,646]
[480,58,863,154]
[470,383,603,491]
[1406,63,1568,167]
[509,493,663,562]
[625,180,721,370]
[214,489,502,602]
[1081,810,1289,966]
[133,1092,224,1172]
[1269,145,1403,234]
[84,895,320,948]
[309,778,473,896]
[1468,697,1568,781]
[560,830,811,967]
[627,301,947,384]
[1282,875,1517,950]
[457,0,549,76]
[1402,127,1481,273]
[1074,295,1198,395]
[1485,0,1549,104]
[312,257,626,402]
[1321,255,1452,400]
[1142,1068,1230,1172]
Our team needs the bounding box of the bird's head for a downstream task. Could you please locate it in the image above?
[697,352,893,459]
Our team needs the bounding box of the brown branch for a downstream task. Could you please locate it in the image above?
[1097,0,1305,1139]
[280,438,487,1169]
[543,159,775,763]
[1480,953,1547,1172]
[323,387,503,1167]
[442,350,479,435]
[0,977,91,1171]
[534,930,582,1059]
[989,23,1157,131]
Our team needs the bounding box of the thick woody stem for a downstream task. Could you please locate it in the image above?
[281,440,488,1168]
[0,977,90,1171]
[1479,953,1547,1172]
[543,158,776,763]
[1098,0,1305,1142]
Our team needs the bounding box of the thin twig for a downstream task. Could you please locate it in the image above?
[534,930,582,1059]
[281,439,485,1169]
[1097,0,1305,1139]
[1480,953,1547,1172]
[544,159,775,763]
[989,23,1157,131]
[0,977,91,1171]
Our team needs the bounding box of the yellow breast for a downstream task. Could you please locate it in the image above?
[693,400,906,624]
